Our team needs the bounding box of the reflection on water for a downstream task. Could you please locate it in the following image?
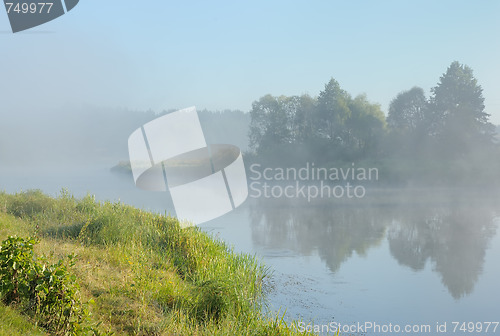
[249,201,387,274]
[388,199,497,300]
[248,189,499,300]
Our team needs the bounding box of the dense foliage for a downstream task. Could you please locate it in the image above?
[248,62,499,185]
[249,80,386,163]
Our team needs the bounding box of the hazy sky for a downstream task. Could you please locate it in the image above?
[1,1,500,123]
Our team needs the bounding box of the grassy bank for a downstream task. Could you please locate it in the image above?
[0,190,309,336]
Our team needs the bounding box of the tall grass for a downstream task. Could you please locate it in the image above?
[0,303,48,336]
[0,190,312,335]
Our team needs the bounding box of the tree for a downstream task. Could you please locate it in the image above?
[316,78,351,143]
[429,61,495,155]
[248,95,295,153]
[249,95,285,152]
[387,87,428,135]
[293,94,316,143]
[346,94,386,156]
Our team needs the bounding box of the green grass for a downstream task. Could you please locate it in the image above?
[0,189,312,336]
[0,303,48,336]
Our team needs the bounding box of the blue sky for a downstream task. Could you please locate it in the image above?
[1,1,500,123]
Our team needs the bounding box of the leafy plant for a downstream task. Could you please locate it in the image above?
[0,236,110,336]
[0,236,37,305]
[29,255,88,335]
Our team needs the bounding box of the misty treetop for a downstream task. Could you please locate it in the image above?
[387,86,427,134]
[388,61,496,158]
[248,61,500,185]
[430,62,495,151]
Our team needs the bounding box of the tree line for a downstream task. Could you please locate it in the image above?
[248,61,499,185]
[249,79,386,161]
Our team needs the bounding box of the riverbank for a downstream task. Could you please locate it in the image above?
[0,190,310,335]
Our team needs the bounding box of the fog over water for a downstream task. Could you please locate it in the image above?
[1,106,500,335]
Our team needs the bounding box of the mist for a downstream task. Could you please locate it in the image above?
[0,106,250,169]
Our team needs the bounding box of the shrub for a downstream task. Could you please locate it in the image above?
[29,255,88,335]
[5,190,55,219]
[0,236,37,305]
[0,236,107,336]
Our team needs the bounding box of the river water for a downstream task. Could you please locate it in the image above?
[1,165,499,335]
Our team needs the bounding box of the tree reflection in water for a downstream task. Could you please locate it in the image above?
[248,189,499,299]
